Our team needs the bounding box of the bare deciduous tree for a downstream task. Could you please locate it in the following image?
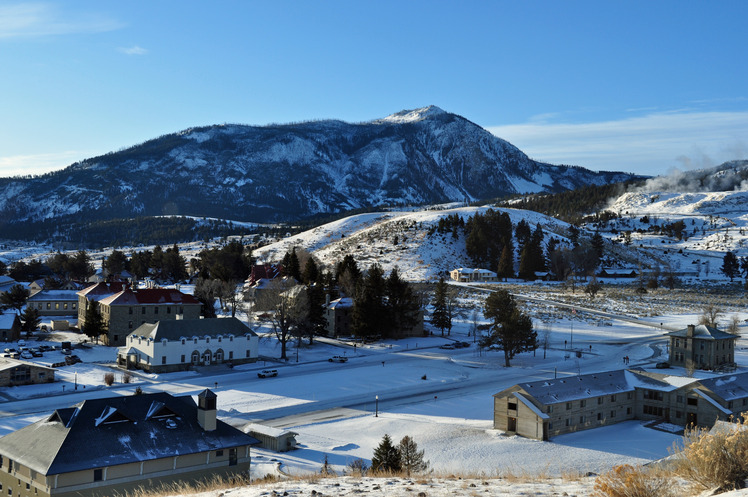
[256,279,309,361]
[698,304,722,328]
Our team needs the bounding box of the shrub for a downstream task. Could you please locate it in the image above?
[103,372,115,386]
[123,372,132,384]
[670,414,748,492]
[346,458,368,476]
[593,464,673,497]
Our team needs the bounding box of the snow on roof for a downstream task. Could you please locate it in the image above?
[328,297,353,309]
[665,325,737,341]
[243,423,298,438]
[27,290,79,301]
[514,392,550,420]
[698,373,748,401]
[507,370,635,404]
[0,313,17,329]
[694,390,731,415]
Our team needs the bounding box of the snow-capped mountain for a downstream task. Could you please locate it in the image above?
[0,106,638,231]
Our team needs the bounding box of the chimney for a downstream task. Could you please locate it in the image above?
[196,389,217,431]
[687,325,695,337]
[325,293,330,306]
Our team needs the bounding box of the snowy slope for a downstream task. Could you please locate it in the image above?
[0,106,638,235]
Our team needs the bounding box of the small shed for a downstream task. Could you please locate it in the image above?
[243,423,298,452]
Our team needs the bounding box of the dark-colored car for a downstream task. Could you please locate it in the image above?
[65,355,82,365]
[655,362,670,369]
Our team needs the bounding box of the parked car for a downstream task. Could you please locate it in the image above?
[328,356,348,363]
[439,343,456,350]
[17,340,26,347]
[38,345,51,352]
[61,348,71,355]
[257,369,278,378]
[3,348,17,354]
[459,341,471,348]
[20,351,33,360]
[30,348,43,357]
[65,355,82,365]
[655,362,670,369]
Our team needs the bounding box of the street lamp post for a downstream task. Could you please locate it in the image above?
[375,395,379,417]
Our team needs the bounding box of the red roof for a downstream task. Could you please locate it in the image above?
[247,264,282,286]
[99,288,200,306]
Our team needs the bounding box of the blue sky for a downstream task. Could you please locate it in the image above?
[1,1,747,178]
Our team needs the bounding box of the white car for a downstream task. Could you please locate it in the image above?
[20,351,33,360]
[257,369,278,378]
[328,356,348,363]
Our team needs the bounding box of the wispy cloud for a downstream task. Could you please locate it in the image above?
[0,2,122,39]
[0,151,86,178]
[118,45,147,55]
[487,111,748,176]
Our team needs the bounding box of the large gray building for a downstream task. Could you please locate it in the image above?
[494,368,748,440]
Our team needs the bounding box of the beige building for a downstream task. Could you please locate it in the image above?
[666,324,737,370]
[85,287,201,347]
[26,290,79,317]
[324,297,353,337]
[0,358,54,387]
[0,389,258,497]
[494,369,748,440]
[449,268,498,283]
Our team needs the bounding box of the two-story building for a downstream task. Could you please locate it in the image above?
[95,287,201,346]
[493,368,748,440]
[666,324,737,370]
[449,268,498,283]
[0,389,258,497]
[117,317,258,373]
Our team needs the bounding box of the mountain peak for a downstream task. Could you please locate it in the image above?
[376,105,448,124]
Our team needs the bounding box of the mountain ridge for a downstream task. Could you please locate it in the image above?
[0,106,640,237]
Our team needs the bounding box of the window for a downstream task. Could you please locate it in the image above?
[8,459,12,472]
[627,392,633,400]
[565,418,571,427]
[142,307,146,314]
[579,415,586,423]
[129,307,133,315]
[161,356,166,365]
[597,412,602,421]
[728,401,734,409]
[687,398,698,406]
[73,303,76,310]
[508,402,517,411]
[229,351,233,360]
[597,397,603,405]
[580,400,586,408]
[181,338,186,345]
[63,303,68,310]
[566,402,572,410]
[677,395,684,403]
[548,422,553,430]
[626,407,632,415]
[167,306,171,314]
[216,450,224,457]
[246,350,250,358]
[154,307,159,314]
[610,410,616,418]
[128,321,133,329]
[93,468,103,481]
[46,303,50,310]
[676,411,682,419]
[610,395,617,402]
[547,405,553,413]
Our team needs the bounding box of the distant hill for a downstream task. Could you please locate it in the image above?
[0,106,639,243]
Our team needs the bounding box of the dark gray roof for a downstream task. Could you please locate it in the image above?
[698,372,748,402]
[130,317,257,341]
[495,369,699,405]
[665,324,737,341]
[0,391,258,475]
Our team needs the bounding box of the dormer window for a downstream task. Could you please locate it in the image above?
[95,407,133,427]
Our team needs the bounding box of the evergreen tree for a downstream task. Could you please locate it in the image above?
[104,249,129,276]
[385,268,420,338]
[371,434,401,473]
[67,250,94,280]
[351,264,387,339]
[497,243,514,280]
[20,307,40,335]
[517,245,534,280]
[129,250,152,280]
[480,290,536,367]
[591,231,605,264]
[193,278,218,318]
[286,248,301,281]
[302,257,319,285]
[305,283,327,343]
[721,251,740,281]
[431,277,451,336]
[0,284,29,313]
[398,436,429,477]
[150,245,165,279]
[514,219,531,252]
[82,301,106,343]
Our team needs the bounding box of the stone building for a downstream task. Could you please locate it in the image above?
[96,287,201,346]
[493,368,748,440]
[26,290,79,317]
[665,324,737,370]
[0,358,54,387]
